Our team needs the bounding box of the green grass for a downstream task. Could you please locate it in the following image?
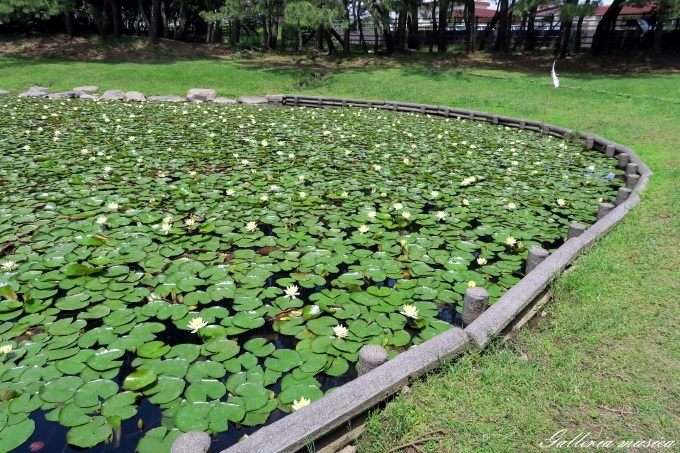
[1,45,678,451]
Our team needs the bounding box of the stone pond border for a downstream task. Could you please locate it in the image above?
[3,88,652,452]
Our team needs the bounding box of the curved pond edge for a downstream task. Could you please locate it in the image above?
[170,94,652,453]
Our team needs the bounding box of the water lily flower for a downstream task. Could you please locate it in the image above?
[367,211,377,218]
[241,159,250,165]
[507,203,516,210]
[299,191,307,199]
[288,153,295,159]
[340,192,349,198]
[430,190,439,198]
[246,221,257,232]
[2,261,18,272]
[468,280,477,287]
[358,224,370,234]
[435,211,447,221]
[157,171,167,178]
[161,223,172,234]
[95,216,108,225]
[400,239,408,248]
[163,216,173,224]
[187,317,208,333]
[374,165,381,171]
[504,236,517,246]
[103,166,112,172]
[226,189,236,196]
[260,195,269,202]
[261,140,268,146]
[380,193,387,198]
[284,285,300,300]
[403,158,410,164]
[462,198,470,206]
[393,203,403,210]
[292,396,311,411]
[22,145,30,151]
[107,202,119,211]
[557,199,566,206]
[477,257,487,266]
[400,304,419,319]
[332,324,349,339]
[185,218,196,226]
[0,344,12,354]
[401,212,411,219]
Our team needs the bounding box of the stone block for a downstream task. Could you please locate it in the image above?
[148,95,186,102]
[101,90,126,101]
[187,88,217,102]
[125,91,146,102]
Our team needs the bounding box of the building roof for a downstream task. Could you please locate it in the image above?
[594,3,656,16]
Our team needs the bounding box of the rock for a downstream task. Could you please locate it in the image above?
[0,90,10,96]
[125,91,146,102]
[101,90,126,101]
[187,88,217,102]
[266,94,284,104]
[238,96,268,105]
[148,95,186,102]
[170,431,211,453]
[18,86,49,98]
[79,94,99,100]
[74,86,99,93]
[48,91,80,99]
[212,97,236,104]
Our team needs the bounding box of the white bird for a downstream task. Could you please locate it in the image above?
[551,61,560,88]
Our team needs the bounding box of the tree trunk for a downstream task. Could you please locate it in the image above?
[524,5,537,50]
[574,0,589,54]
[175,0,188,40]
[296,21,303,50]
[479,8,500,51]
[269,18,278,49]
[64,9,75,37]
[324,28,337,54]
[356,0,367,53]
[343,0,351,55]
[493,0,508,51]
[396,11,407,50]
[160,0,170,39]
[591,0,625,56]
[555,0,576,57]
[407,4,420,49]
[316,24,325,51]
[149,0,161,44]
[464,0,475,53]
[652,10,667,53]
[109,0,123,38]
[437,0,449,53]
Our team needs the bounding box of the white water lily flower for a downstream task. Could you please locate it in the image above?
[226,189,235,196]
[95,216,108,225]
[103,166,112,172]
[332,324,349,339]
[0,344,12,354]
[288,153,295,159]
[403,158,410,164]
[298,174,305,181]
[477,257,487,266]
[107,202,119,211]
[468,280,477,287]
[374,165,381,171]
[380,193,387,198]
[260,195,269,202]
[157,171,167,178]
[246,221,257,232]
[504,236,517,246]
[241,159,250,165]
[400,239,408,248]
[507,203,516,210]
[401,212,411,219]
[430,190,439,198]
[358,224,369,234]
[435,211,447,221]
[393,203,403,210]
[163,216,173,224]
[187,317,208,333]
[299,191,307,199]
[2,261,18,272]
[283,285,300,300]
[588,165,595,171]
[340,191,349,198]
[261,140,268,146]
[292,396,311,411]
[161,223,172,234]
[22,145,30,151]
[400,304,419,319]
[551,61,560,88]
[185,218,195,226]
[367,211,377,218]
[557,199,566,206]
[462,198,470,206]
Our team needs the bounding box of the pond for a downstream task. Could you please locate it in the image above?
[0,98,623,451]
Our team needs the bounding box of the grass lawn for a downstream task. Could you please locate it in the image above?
[1,39,678,451]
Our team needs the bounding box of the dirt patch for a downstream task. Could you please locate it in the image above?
[1,34,679,75]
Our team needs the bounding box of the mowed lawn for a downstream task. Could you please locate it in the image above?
[1,46,678,452]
